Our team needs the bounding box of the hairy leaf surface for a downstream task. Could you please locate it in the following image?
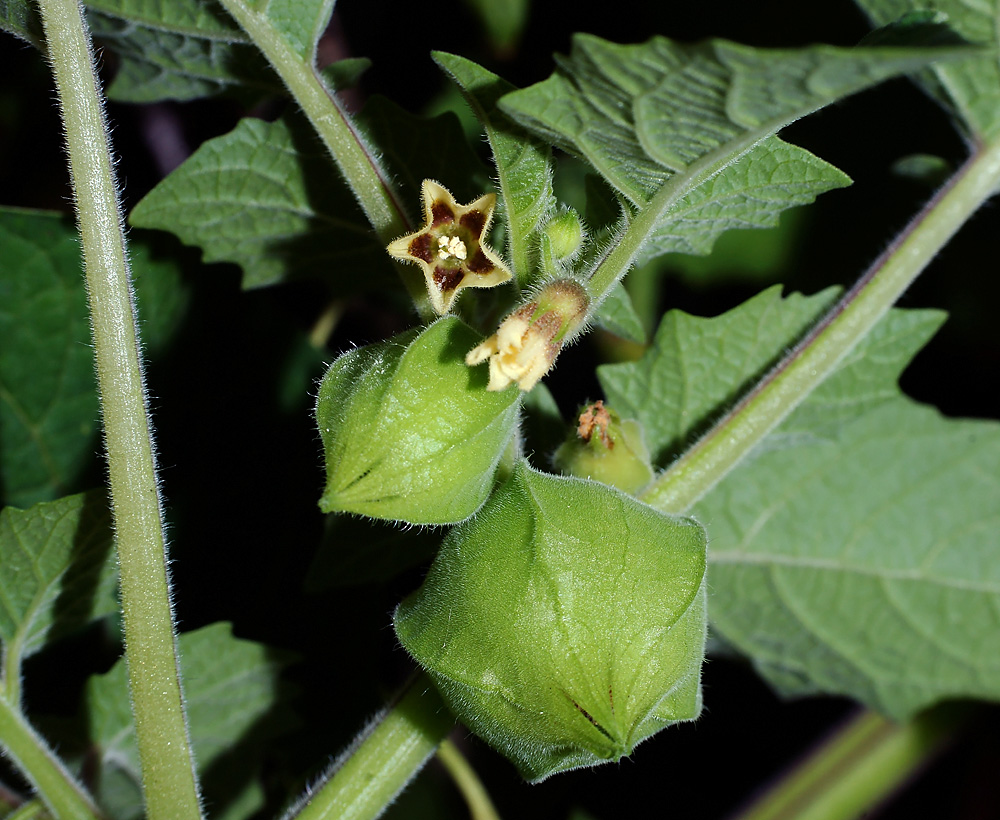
[502,34,964,259]
[593,282,646,343]
[434,52,554,288]
[856,0,1000,139]
[598,287,841,465]
[129,115,378,288]
[0,494,116,674]
[83,0,278,102]
[0,0,42,47]
[0,211,101,506]
[130,101,484,289]
[86,622,292,819]
[604,289,999,717]
[0,210,185,506]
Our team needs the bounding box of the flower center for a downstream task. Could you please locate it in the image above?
[437,234,468,262]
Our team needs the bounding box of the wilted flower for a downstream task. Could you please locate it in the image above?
[466,279,589,391]
[387,179,512,314]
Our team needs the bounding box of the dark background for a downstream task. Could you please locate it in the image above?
[2,1,998,817]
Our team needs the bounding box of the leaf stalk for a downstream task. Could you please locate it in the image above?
[640,139,1000,513]
[216,0,432,318]
[0,693,103,820]
[288,674,453,820]
[728,706,966,820]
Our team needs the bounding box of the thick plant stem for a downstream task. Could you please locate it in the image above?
[36,2,202,819]
[641,140,1000,514]
[289,674,454,820]
[0,695,102,820]
[729,706,966,820]
[216,0,431,318]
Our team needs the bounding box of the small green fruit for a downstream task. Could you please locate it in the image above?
[394,461,707,781]
[316,316,520,525]
[554,400,655,494]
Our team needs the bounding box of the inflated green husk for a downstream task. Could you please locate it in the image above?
[394,461,707,781]
[316,316,520,524]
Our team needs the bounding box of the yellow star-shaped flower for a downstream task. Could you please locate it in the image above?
[387,179,512,315]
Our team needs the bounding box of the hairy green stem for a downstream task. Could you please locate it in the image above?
[0,695,102,820]
[216,0,431,318]
[289,674,453,820]
[0,780,23,813]
[729,706,966,820]
[36,1,202,818]
[584,133,761,311]
[437,739,503,820]
[6,800,46,820]
[640,139,1000,513]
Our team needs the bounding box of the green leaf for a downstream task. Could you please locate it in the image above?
[85,622,292,818]
[84,0,366,103]
[129,99,485,291]
[501,34,964,259]
[129,114,381,289]
[698,331,1000,719]
[247,0,333,62]
[359,95,491,210]
[0,493,117,676]
[318,56,372,92]
[83,0,276,102]
[856,1,1000,140]
[0,210,187,507]
[0,0,43,48]
[0,210,100,506]
[636,140,850,263]
[460,0,529,50]
[433,52,554,287]
[593,282,646,343]
[395,461,707,782]
[316,316,521,525]
[603,288,1000,717]
[597,286,842,466]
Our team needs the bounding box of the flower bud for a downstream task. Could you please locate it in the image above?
[554,401,655,494]
[394,461,707,782]
[316,316,520,525]
[466,280,588,391]
[543,209,585,261]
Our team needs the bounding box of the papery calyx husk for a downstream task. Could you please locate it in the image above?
[394,460,707,781]
[316,316,520,525]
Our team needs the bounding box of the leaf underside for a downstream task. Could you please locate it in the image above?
[502,34,968,262]
[603,289,1000,718]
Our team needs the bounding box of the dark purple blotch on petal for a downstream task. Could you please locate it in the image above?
[459,210,486,236]
[433,266,464,292]
[408,233,433,263]
[467,250,495,274]
[431,202,455,227]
